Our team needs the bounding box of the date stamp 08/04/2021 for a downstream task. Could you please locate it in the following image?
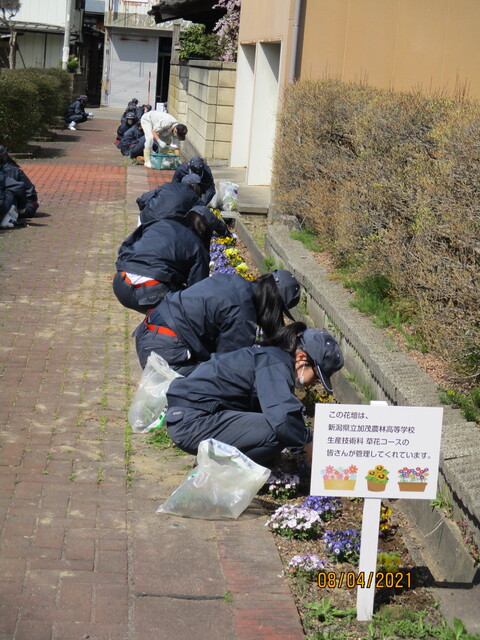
[317,572,411,589]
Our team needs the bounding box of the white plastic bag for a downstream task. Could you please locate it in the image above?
[128,352,181,433]
[157,439,270,519]
[216,181,239,211]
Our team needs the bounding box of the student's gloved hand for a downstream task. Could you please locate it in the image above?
[87,112,94,118]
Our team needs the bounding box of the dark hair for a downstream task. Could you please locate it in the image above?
[252,273,288,339]
[186,182,202,197]
[175,123,188,139]
[182,210,212,250]
[263,321,308,355]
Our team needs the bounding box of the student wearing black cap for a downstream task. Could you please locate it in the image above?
[172,155,216,205]
[133,269,301,372]
[137,173,202,225]
[64,95,94,130]
[165,322,344,466]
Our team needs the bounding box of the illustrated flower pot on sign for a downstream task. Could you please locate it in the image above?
[365,465,389,492]
[324,479,356,491]
[398,482,427,492]
[397,467,429,492]
[321,465,358,491]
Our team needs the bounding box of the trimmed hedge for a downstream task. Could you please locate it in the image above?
[0,68,72,149]
[273,80,480,379]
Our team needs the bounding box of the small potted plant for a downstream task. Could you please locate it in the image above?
[365,465,389,492]
[66,55,79,73]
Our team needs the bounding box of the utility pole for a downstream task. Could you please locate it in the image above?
[61,0,72,70]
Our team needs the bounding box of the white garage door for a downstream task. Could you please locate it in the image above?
[109,33,158,107]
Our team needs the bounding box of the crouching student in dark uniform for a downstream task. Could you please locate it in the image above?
[0,146,39,220]
[115,111,137,144]
[113,209,211,313]
[137,174,202,225]
[172,155,216,205]
[134,269,301,373]
[0,165,15,228]
[120,121,160,159]
[65,95,93,130]
[165,322,344,466]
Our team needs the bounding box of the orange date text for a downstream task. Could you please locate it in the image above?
[317,571,411,589]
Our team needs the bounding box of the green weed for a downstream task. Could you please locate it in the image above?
[100,415,107,433]
[290,227,323,253]
[430,483,453,517]
[146,426,172,450]
[439,387,480,424]
[305,598,356,626]
[263,256,276,272]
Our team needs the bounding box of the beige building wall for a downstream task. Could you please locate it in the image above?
[169,60,236,166]
[300,0,480,98]
[238,0,294,87]
[234,0,480,184]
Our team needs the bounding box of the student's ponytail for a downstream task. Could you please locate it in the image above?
[262,321,307,356]
[182,210,212,250]
[252,273,286,339]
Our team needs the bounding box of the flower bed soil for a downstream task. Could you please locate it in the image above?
[259,470,444,638]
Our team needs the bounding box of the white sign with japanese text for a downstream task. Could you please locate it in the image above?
[311,404,443,500]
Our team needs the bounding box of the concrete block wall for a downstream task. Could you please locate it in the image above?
[168,60,236,165]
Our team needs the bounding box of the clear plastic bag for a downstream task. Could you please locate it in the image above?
[128,352,181,433]
[216,181,239,211]
[157,439,270,519]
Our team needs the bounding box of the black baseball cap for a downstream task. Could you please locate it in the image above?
[301,329,344,393]
[182,174,201,185]
[189,155,205,177]
[272,270,301,320]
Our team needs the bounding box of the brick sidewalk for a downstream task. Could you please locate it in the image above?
[0,115,305,640]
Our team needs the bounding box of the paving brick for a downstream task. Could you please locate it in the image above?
[0,604,18,636]
[34,523,65,549]
[63,536,95,561]
[13,619,52,640]
[95,549,127,573]
[94,584,128,623]
[58,581,93,617]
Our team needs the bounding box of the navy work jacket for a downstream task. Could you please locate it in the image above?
[115,218,209,286]
[65,99,86,120]
[137,182,201,224]
[3,163,37,201]
[118,124,142,154]
[153,273,258,362]
[167,346,313,448]
[172,162,216,205]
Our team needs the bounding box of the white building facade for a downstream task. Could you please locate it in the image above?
[3,0,83,68]
[102,0,176,108]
